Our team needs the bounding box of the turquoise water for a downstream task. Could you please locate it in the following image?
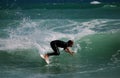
[0,3,120,78]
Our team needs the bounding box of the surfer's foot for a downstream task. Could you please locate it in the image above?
[44,54,49,60]
[44,54,50,64]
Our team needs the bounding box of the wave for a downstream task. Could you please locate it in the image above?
[0,3,102,9]
[103,4,118,8]
[0,18,120,65]
[0,19,120,78]
[1,2,120,10]
[1,8,120,20]
[1,19,117,52]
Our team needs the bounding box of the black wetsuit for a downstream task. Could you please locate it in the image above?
[47,40,68,56]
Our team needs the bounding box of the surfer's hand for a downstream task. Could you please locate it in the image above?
[70,52,74,56]
[65,48,74,56]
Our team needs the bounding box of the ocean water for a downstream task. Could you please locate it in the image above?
[0,3,120,78]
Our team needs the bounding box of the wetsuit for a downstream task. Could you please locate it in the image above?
[47,40,68,56]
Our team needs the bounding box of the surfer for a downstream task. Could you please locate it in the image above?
[44,40,74,60]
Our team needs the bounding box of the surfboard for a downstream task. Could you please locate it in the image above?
[40,54,50,64]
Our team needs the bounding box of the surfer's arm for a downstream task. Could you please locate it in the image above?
[64,47,74,56]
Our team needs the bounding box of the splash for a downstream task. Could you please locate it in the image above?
[1,18,116,55]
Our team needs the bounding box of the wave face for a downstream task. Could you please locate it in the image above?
[0,18,120,78]
[0,3,120,78]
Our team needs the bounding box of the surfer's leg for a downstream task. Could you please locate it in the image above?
[47,42,60,56]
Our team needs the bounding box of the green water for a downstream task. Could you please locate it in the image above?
[0,3,120,78]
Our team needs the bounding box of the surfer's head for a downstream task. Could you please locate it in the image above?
[67,40,74,47]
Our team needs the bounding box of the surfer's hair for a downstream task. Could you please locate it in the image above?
[67,40,73,46]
